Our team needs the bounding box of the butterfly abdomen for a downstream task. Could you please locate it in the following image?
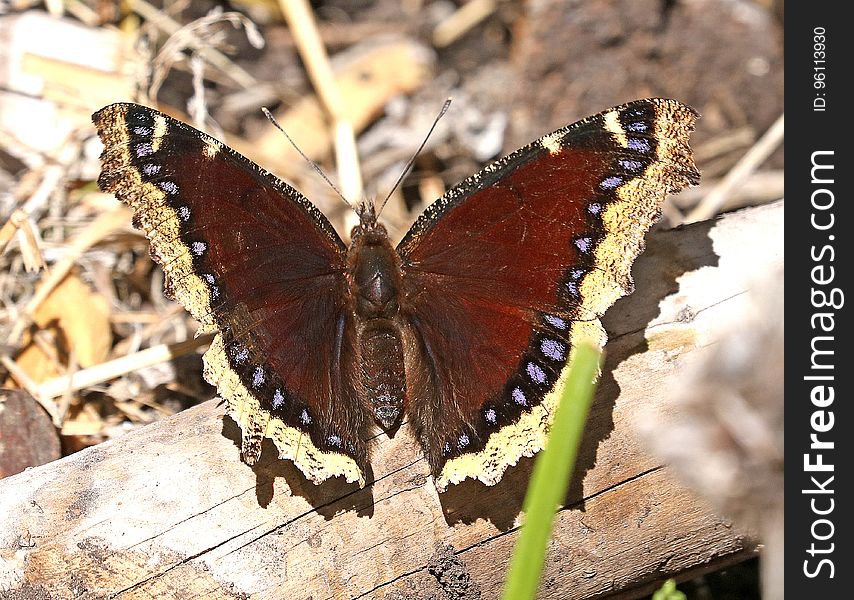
[349,220,407,430]
[359,324,406,429]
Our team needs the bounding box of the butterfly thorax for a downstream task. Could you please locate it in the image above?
[347,217,407,430]
[348,221,401,319]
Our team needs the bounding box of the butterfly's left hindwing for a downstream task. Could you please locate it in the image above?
[94,103,370,486]
[397,99,699,490]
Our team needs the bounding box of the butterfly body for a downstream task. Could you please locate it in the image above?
[347,214,408,430]
[93,99,699,491]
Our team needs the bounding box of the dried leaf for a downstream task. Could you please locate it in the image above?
[10,273,111,385]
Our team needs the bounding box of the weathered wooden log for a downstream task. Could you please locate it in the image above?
[0,201,782,599]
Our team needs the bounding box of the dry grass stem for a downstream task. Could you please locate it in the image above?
[130,0,261,91]
[8,206,131,344]
[1,354,61,425]
[0,208,33,256]
[686,113,784,223]
[433,0,498,48]
[36,333,215,400]
[278,0,363,202]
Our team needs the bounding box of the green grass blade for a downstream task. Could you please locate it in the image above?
[652,579,686,600]
[500,342,602,600]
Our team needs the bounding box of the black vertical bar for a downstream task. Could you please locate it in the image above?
[786,4,850,597]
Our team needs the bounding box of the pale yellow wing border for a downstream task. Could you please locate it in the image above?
[93,104,365,487]
[435,99,698,490]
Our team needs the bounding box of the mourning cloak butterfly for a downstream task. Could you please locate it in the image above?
[93,99,698,491]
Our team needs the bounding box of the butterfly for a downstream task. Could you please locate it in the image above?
[93,99,698,491]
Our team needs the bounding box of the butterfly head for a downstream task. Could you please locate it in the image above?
[351,200,388,243]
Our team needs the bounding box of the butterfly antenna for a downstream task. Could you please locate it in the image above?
[261,107,353,209]
[376,98,452,217]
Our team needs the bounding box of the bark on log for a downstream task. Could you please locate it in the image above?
[0,201,783,599]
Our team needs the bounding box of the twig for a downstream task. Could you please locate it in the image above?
[110,305,186,358]
[0,208,31,256]
[13,210,44,273]
[129,0,260,90]
[245,39,434,179]
[63,0,101,26]
[1,355,61,425]
[433,0,498,48]
[55,349,78,425]
[685,113,784,223]
[693,126,755,163]
[277,0,363,203]
[35,333,215,400]
[11,161,73,273]
[7,206,132,344]
[671,169,784,211]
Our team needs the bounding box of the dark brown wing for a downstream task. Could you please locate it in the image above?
[94,103,369,486]
[397,99,699,489]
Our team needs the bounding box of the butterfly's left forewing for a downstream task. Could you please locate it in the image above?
[94,103,369,486]
[397,99,699,490]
